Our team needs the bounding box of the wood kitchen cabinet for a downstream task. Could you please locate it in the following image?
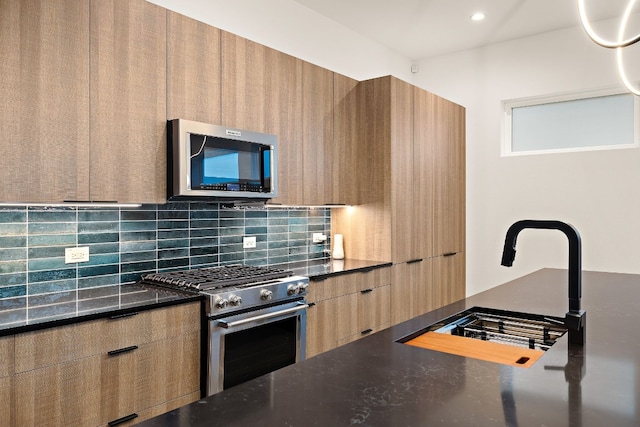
[0,0,90,203]
[265,48,304,205]
[89,0,167,204]
[11,302,201,427]
[220,31,267,132]
[302,62,335,205]
[167,10,221,124]
[0,0,167,204]
[306,267,391,358]
[390,259,433,325]
[0,335,14,425]
[433,252,465,309]
[332,76,465,323]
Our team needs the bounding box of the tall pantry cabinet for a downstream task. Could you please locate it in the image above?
[332,75,466,324]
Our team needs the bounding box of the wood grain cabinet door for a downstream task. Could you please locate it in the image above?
[0,336,14,426]
[89,0,167,204]
[167,10,221,124]
[302,62,334,205]
[220,31,267,132]
[0,0,90,203]
[265,48,304,205]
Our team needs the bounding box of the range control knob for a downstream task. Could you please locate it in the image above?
[287,284,300,296]
[214,296,229,309]
[260,289,273,301]
[297,282,309,294]
[228,295,242,306]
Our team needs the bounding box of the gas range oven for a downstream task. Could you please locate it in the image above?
[141,264,309,396]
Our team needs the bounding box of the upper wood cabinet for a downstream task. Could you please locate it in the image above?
[0,0,90,203]
[302,62,334,205]
[264,48,304,205]
[332,73,360,205]
[220,31,267,132]
[167,10,221,124]
[89,0,167,204]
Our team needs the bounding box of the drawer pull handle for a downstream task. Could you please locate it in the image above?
[443,252,457,257]
[109,311,138,320]
[308,302,317,308]
[407,258,423,264]
[360,289,373,294]
[108,345,138,356]
[108,413,138,426]
[311,277,326,282]
[361,328,373,335]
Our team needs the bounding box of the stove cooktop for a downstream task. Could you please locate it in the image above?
[141,264,293,292]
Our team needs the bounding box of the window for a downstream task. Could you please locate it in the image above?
[502,89,638,156]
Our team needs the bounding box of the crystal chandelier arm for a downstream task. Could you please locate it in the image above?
[579,0,640,48]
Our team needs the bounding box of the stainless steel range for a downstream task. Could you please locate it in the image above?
[142,264,309,396]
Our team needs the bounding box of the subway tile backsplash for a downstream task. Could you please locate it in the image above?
[0,203,330,300]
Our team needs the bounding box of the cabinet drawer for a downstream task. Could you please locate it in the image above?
[0,335,14,377]
[15,302,200,372]
[14,331,200,427]
[308,275,357,302]
[308,267,390,303]
[355,267,391,291]
[358,284,391,333]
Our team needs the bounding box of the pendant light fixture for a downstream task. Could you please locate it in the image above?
[578,0,640,94]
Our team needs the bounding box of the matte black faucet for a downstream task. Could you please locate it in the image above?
[501,220,586,345]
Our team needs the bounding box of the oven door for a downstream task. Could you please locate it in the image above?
[207,300,307,396]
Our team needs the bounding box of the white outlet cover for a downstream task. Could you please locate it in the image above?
[243,236,257,249]
[65,246,90,264]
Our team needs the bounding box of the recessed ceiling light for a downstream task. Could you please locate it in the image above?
[471,12,486,21]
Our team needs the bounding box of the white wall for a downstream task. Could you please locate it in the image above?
[146,0,413,82]
[414,20,640,296]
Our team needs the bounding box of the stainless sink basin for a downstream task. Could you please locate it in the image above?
[398,307,568,367]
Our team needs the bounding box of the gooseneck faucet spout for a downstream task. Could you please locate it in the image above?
[501,220,586,345]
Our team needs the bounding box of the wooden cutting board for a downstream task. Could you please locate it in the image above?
[405,331,544,368]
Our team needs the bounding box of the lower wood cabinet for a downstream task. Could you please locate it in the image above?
[6,302,201,427]
[306,267,391,358]
[0,335,14,425]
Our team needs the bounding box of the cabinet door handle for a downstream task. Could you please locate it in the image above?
[109,311,138,320]
[360,288,373,294]
[307,302,316,308]
[108,413,138,426]
[361,328,373,335]
[443,252,457,257]
[407,258,423,264]
[108,345,138,356]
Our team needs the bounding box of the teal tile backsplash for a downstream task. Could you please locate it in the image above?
[0,202,330,301]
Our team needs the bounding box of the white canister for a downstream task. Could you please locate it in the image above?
[332,234,345,260]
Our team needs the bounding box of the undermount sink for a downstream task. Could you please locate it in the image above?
[398,307,568,368]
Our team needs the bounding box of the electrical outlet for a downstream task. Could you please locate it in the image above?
[312,233,327,243]
[65,246,89,264]
[243,236,257,249]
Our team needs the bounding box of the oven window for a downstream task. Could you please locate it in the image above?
[223,317,297,390]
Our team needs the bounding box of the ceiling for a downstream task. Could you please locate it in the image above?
[291,0,630,60]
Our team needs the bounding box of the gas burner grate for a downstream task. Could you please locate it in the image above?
[141,264,292,291]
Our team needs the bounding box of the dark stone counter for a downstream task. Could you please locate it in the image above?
[139,268,640,426]
[274,258,392,280]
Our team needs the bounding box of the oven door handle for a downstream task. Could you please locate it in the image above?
[216,303,309,329]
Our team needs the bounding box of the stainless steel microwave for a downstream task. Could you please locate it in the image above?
[167,119,278,200]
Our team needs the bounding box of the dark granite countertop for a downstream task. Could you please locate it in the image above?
[0,283,202,337]
[139,268,640,427]
[274,258,392,280]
